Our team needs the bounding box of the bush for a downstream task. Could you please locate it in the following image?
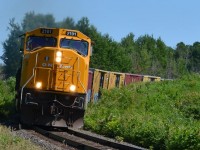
[0,77,16,119]
[84,74,200,149]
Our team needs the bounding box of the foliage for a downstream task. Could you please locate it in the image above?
[0,125,41,150]
[22,11,56,31]
[58,17,76,29]
[189,42,200,72]
[1,19,23,78]
[0,77,16,119]
[0,64,5,79]
[84,74,200,149]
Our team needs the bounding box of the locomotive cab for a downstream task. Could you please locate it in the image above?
[15,28,92,128]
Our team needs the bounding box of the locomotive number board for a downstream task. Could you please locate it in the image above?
[40,28,53,34]
[66,31,77,37]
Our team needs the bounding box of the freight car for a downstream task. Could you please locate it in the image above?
[15,28,92,128]
[86,69,161,103]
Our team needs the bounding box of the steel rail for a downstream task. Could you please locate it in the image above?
[66,127,146,150]
[34,126,147,150]
[34,126,115,150]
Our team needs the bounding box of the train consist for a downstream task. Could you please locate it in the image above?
[15,28,92,128]
[15,27,161,128]
[86,69,161,103]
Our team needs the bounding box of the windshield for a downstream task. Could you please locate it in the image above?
[26,36,57,51]
[60,38,88,56]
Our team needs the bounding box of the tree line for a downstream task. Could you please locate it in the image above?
[1,12,200,79]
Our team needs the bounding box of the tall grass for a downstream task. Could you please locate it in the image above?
[84,74,200,149]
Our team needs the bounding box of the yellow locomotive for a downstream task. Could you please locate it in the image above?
[15,28,92,128]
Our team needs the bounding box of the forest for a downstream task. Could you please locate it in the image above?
[1,12,200,79]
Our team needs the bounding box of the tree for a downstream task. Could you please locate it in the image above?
[1,19,22,78]
[1,12,57,78]
[175,42,190,75]
[189,42,200,72]
[165,47,177,79]
[120,33,138,73]
[120,33,135,54]
[58,17,76,29]
[0,63,5,79]
[22,11,56,32]
[90,32,132,72]
[135,35,153,74]
[154,38,167,76]
[76,17,91,36]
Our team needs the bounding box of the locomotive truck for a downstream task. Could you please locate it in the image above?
[15,28,92,128]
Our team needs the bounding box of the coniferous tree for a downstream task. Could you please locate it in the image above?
[120,33,138,73]
[175,42,190,75]
[135,35,152,74]
[190,42,200,72]
[1,19,22,78]
[22,12,56,32]
[76,17,91,36]
[166,47,177,78]
[58,17,76,29]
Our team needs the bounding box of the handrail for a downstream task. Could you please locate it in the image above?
[20,53,39,107]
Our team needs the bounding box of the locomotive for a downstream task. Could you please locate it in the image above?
[15,28,92,128]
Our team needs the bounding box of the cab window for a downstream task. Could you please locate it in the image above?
[26,36,57,51]
[60,38,88,56]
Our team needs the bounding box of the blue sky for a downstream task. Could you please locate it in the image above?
[1,0,200,63]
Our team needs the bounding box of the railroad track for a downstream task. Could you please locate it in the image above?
[34,126,146,150]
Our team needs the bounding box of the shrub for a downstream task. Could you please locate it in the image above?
[84,74,200,149]
[0,77,16,119]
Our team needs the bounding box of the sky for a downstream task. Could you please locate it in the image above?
[1,0,200,63]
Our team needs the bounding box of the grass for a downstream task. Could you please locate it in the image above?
[0,125,41,150]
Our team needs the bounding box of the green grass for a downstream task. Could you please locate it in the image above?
[0,125,41,150]
[84,74,200,150]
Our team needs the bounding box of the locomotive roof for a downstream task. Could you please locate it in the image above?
[24,27,91,40]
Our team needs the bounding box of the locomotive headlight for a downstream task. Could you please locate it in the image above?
[55,57,62,63]
[69,84,76,92]
[35,82,42,89]
[56,51,62,57]
[55,51,62,63]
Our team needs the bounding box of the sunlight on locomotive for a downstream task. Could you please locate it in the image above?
[69,84,76,92]
[35,82,42,89]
